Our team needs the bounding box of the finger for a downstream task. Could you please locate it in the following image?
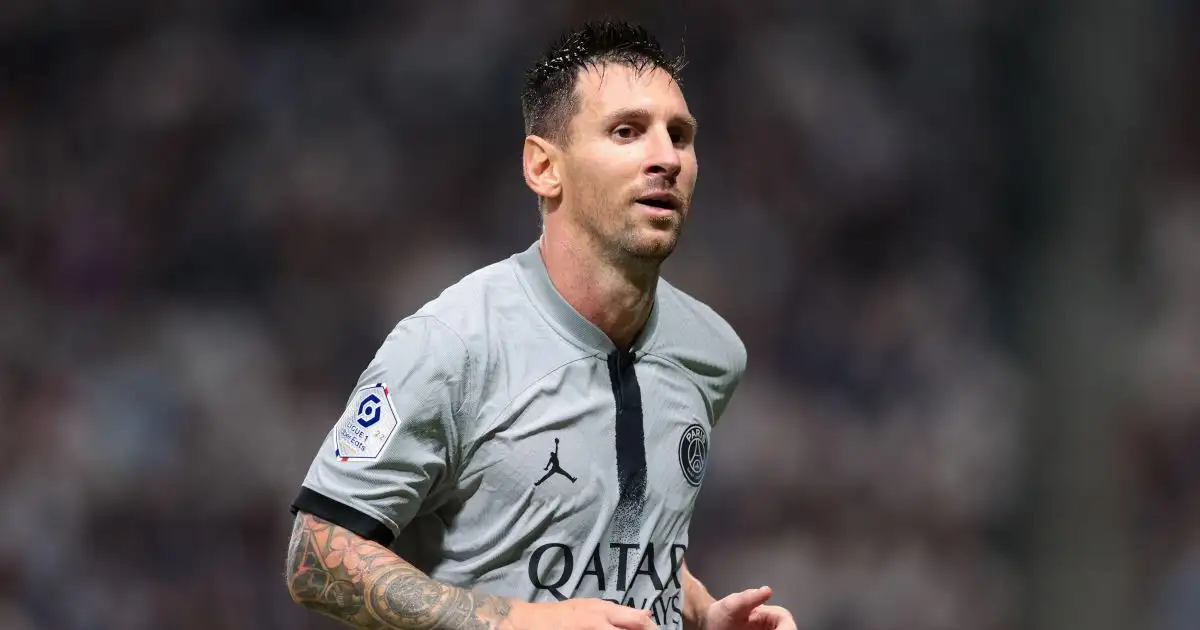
[606,605,656,630]
[748,605,796,629]
[608,623,655,630]
[609,615,656,630]
[618,613,657,629]
[717,586,773,617]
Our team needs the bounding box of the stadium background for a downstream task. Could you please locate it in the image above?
[2,1,1199,629]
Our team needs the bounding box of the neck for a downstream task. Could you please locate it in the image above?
[539,227,658,352]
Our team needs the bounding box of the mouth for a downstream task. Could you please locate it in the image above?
[634,192,681,212]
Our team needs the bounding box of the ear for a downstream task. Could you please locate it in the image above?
[523,135,562,202]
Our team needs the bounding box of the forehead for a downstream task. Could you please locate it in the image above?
[571,63,690,122]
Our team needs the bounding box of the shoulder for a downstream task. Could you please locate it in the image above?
[652,278,748,380]
[401,254,526,351]
[369,255,524,382]
[385,252,552,395]
[372,255,528,422]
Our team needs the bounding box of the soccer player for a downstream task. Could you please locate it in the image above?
[285,20,797,630]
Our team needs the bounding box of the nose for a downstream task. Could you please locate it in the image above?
[645,126,681,181]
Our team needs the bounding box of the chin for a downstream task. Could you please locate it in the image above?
[625,231,679,261]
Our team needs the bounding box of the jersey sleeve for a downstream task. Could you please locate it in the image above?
[291,316,470,546]
[711,333,748,425]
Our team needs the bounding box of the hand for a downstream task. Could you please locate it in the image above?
[505,598,658,630]
[701,586,797,630]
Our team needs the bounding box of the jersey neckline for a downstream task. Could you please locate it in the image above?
[512,241,662,356]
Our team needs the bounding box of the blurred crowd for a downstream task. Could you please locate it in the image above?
[0,2,1197,629]
[1132,16,1200,629]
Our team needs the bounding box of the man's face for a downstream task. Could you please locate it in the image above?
[558,63,698,264]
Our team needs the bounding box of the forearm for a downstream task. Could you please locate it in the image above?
[286,512,512,630]
[680,560,716,630]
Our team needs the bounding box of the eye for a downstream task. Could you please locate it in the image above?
[669,126,694,146]
[612,125,639,141]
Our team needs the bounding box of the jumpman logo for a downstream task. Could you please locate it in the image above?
[534,438,578,486]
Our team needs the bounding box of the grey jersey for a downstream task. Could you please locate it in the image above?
[292,242,745,629]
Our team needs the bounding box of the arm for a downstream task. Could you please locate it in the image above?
[680,560,717,630]
[286,511,513,630]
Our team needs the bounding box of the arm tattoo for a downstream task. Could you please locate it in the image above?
[286,512,513,630]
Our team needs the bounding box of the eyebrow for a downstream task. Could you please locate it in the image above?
[604,107,699,133]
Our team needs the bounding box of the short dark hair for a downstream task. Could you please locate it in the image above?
[522,20,686,144]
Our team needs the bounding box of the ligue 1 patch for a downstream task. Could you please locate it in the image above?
[334,383,399,461]
[678,423,709,487]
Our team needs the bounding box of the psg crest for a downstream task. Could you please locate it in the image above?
[677,423,709,487]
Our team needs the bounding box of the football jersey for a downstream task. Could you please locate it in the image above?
[291,241,745,629]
